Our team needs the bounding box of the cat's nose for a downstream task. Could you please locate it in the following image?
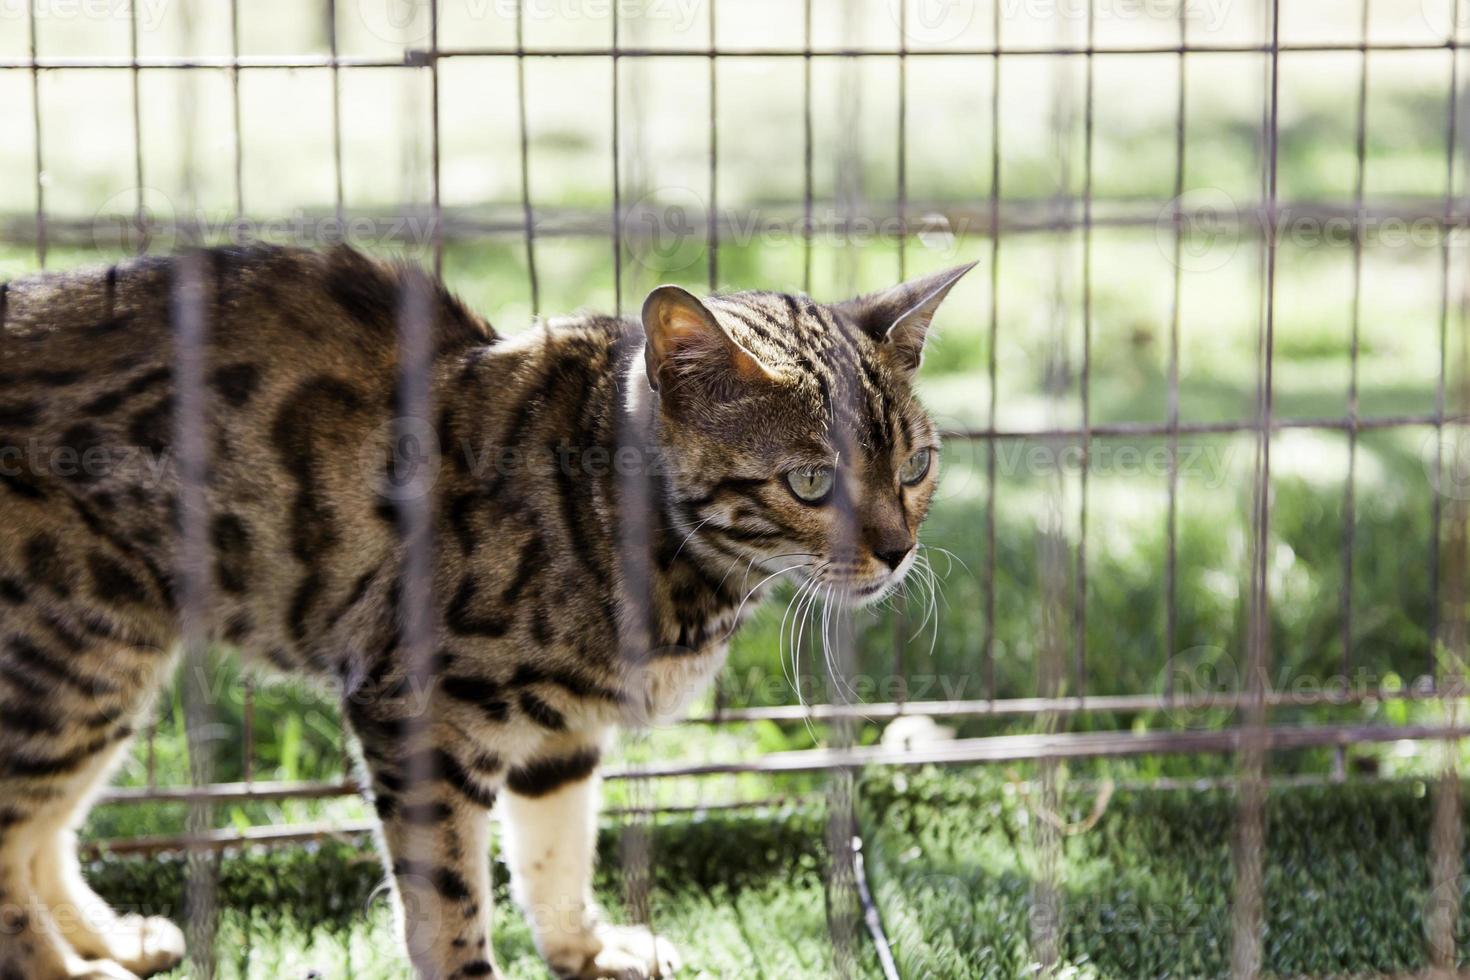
[874,545,911,571]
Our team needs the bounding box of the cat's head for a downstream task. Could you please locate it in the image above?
[640,263,973,607]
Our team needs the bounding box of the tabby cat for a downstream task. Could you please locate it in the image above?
[0,244,968,979]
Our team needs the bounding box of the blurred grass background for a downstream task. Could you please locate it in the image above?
[5,0,1470,974]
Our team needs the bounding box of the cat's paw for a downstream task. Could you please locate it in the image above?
[99,915,186,977]
[546,923,680,979]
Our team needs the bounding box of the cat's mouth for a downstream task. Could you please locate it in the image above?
[807,561,913,608]
[844,576,899,607]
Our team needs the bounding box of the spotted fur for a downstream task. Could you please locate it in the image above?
[0,243,966,979]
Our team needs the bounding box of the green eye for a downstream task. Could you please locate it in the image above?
[786,466,835,503]
[899,448,932,485]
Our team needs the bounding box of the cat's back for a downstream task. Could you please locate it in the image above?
[3,243,494,381]
[1,244,499,458]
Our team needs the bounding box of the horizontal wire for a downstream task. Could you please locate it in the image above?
[93,718,1470,814]
[941,410,1446,442]
[1,39,1463,71]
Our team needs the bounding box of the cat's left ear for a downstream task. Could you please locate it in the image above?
[641,284,775,400]
[833,261,977,376]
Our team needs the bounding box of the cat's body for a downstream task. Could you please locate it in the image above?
[0,243,966,979]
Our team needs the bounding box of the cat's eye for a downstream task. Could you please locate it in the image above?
[899,448,932,485]
[786,466,835,504]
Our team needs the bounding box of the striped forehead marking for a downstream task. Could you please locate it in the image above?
[705,291,902,453]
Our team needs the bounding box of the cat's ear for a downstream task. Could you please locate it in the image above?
[641,285,775,399]
[833,261,976,375]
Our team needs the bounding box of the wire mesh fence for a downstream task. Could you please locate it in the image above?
[3,0,1470,975]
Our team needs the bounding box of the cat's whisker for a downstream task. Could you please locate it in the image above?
[917,547,954,614]
[821,584,841,704]
[778,572,819,698]
[781,573,824,741]
[788,566,826,666]
[832,586,868,705]
[911,552,944,662]
[727,559,812,632]
[922,542,971,579]
[782,570,829,687]
[670,515,717,561]
[818,584,848,705]
[714,550,818,597]
[908,554,938,643]
[785,581,811,709]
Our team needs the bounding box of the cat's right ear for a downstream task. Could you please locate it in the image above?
[641,285,774,400]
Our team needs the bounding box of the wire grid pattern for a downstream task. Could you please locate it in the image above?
[3,0,1470,974]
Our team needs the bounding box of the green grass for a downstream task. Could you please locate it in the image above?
[89,805,882,979]
[862,768,1470,978]
[83,770,1470,978]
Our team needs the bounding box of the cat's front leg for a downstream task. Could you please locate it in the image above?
[357,732,505,980]
[502,733,679,979]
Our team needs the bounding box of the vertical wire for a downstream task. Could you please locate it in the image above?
[241,677,255,784]
[176,253,217,976]
[891,0,909,704]
[130,0,161,785]
[801,0,814,293]
[175,238,216,971]
[611,4,623,314]
[27,0,45,269]
[328,0,345,225]
[707,0,719,290]
[1432,2,1462,683]
[429,0,444,276]
[1163,0,1188,706]
[515,0,540,314]
[1075,0,1095,702]
[235,0,258,781]
[1230,2,1279,975]
[896,0,907,282]
[325,0,350,777]
[1341,0,1370,687]
[1033,11,1081,972]
[395,263,442,979]
[1426,13,1465,968]
[229,0,243,218]
[983,0,1002,701]
[173,22,217,961]
[824,10,864,973]
[128,0,146,252]
[708,0,729,719]
[610,0,654,944]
